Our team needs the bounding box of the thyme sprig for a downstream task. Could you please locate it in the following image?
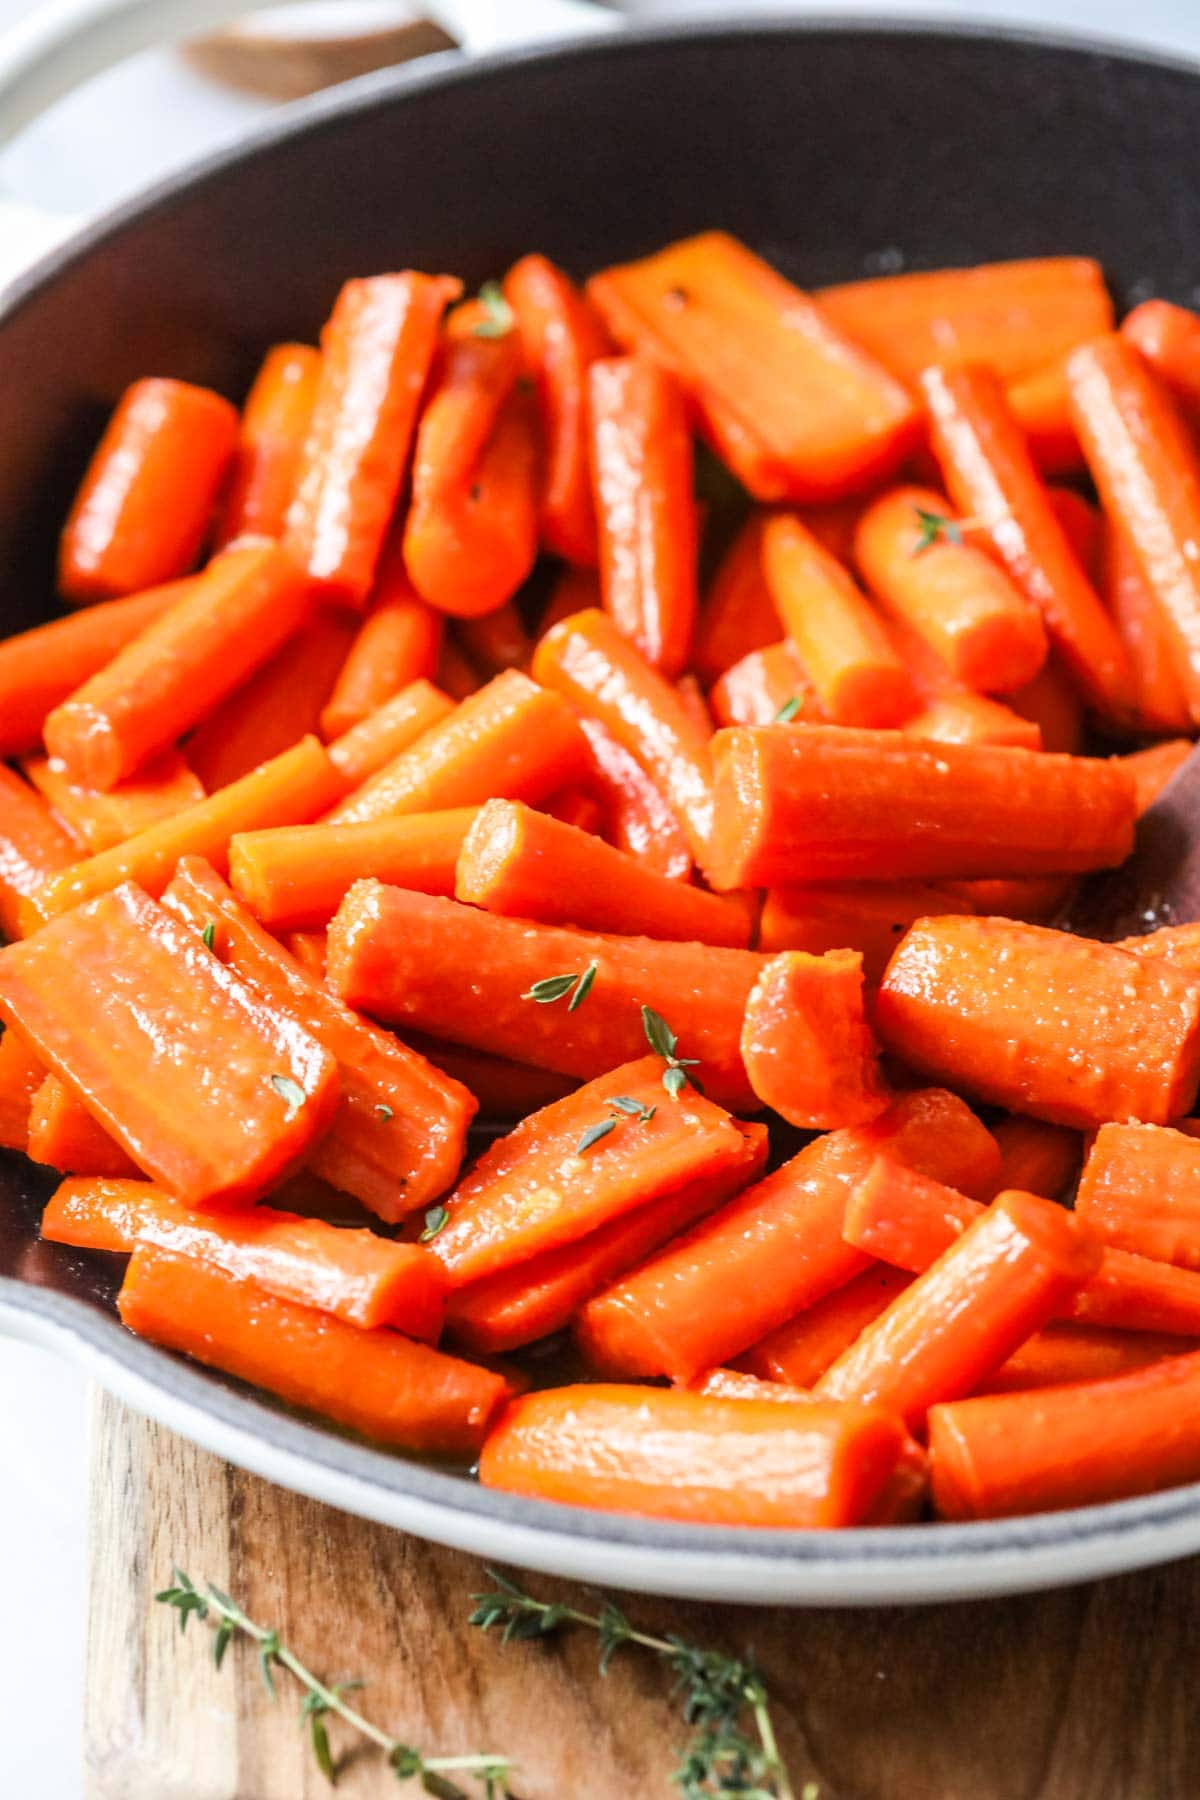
[473,281,515,339]
[910,505,987,554]
[773,697,803,724]
[522,961,597,1011]
[642,1004,700,1097]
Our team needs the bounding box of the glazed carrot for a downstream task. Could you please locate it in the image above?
[505,253,608,563]
[1074,1122,1200,1270]
[675,674,713,739]
[185,610,355,791]
[760,513,916,726]
[478,1384,916,1527]
[854,485,1046,692]
[1121,299,1200,416]
[1047,486,1104,583]
[33,735,346,921]
[705,726,1135,889]
[456,602,532,678]
[987,1116,1081,1201]
[922,362,1132,715]
[42,1176,446,1335]
[285,271,459,607]
[1103,526,1192,735]
[1006,359,1084,477]
[327,883,763,1107]
[24,748,205,855]
[531,609,715,865]
[0,766,79,939]
[816,1186,1099,1429]
[576,716,692,882]
[163,857,474,1220]
[455,799,750,946]
[759,880,971,984]
[951,874,1075,923]
[978,1323,1190,1395]
[694,1368,810,1402]
[215,343,322,547]
[326,678,455,787]
[286,931,326,977]
[575,1087,999,1382]
[1121,739,1193,815]
[1005,653,1084,754]
[445,1122,768,1354]
[537,788,602,835]
[405,1037,577,1118]
[740,1264,914,1388]
[436,637,485,699]
[0,882,338,1207]
[1117,921,1200,969]
[928,1349,1200,1519]
[0,1025,44,1150]
[326,669,587,826]
[708,641,822,728]
[319,550,443,740]
[891,620,1042,750]
[59,378,239,603]
[27,1075,139,1178]
[539,564,601,638]
[741,949,888,1129]
[230,809,476,929]
[45,541,313,790]
[693,515,777,684]
[818,257,1113,386]
[118,1246,507,1456]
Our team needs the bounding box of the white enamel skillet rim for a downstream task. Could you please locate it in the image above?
[4,10,1200,1605]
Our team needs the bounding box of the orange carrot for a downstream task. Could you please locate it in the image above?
[326,678,455,787]
[890,619,1042,750]
[456,603,532,679]
[1005,653,1084,754]
[943,874,1076,930]
[1006,359,1084,477]
[436,638,486,700]
[59,378,238,603]
[0,1026,44,1150]
[741,949,888,1129]
[1102,524,1192,735]
[27,1075,139,1177]
[576,716,692,882]
[45,541,313,790]
[589,231,918,501]
[230,809,476,930]
[1122,299,1200,417]
[693,515,777,684]
[758,880,971,984]
[318,545,443,740]
[987,1115,1081,1201]
[693,1368,810,1402]
[1074,1122,1200,1271]
[706,725,1135,889]
[708,641,822,728]
[739,1264,914,1388]
[215,343,321,547]
[118,1245,507,1455]
[0,766,78,940]
[539,563,602,638]
[1117,920,1200,969]
[1121,739,1193,816]
[977,1322,1191,1395]
[405,1037,577,1118]
[1046,486,1104,583]
[24,748,205,854]
[537,788,602,835]
[286,931,327,977]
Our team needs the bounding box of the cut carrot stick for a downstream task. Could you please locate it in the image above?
[318,545,443,740]
[708,641,822,728]
[878,915,1200,1128]
[1121,739,1193,815]
[0,1025,44,1150]
[27,1075,139,1177]
[539,563,602,638]
[759,880,971,984]
[761,512,916,726]
[1005,653,1084,755]
[0,881,339,1207]
[987,1115,1081,1201]
[977,1322,1191,1395]
[43,1175,446,1335]
[1075,1122,1200,1271]
[740,1264,914,1388]
[230,809,476,929]
[326,669,587,826]
[1121,298,1200,417]
[437,638,485,699]
[59,378,239,604]
[922,362,1133,716]
[928,1349,1200,1519]
[163,857,474,1220]
[854,484,1046,692]
[1101,524,1192,735]
[118,1245,507,1456]
[694,1368,811,1402]
[24,748,205,855]
[1047,486,1104,584]
[405,1037,577,1118]
[0,765,79,940]
[285,271,459,607]
[329,882,763,1107]
[45,541,313,790]
[574,1087,999,1382]
[33,735,346,921]
[478,1383,917,1527]
[706,725,1135,889]
[326,678,455,787]
[215,343,322,547]
[693,515,777,684]
[589,231,918,501]
[456,602,532,678]
[741,949,888,1129]
[943,873,1076,929]
[1117,921,1200,969]
[588,356,697,676]
[1006,359,1084,477]
[576,716,692,882]
[286,931,326,977]
[537,788,602,835]
[890,619,1042,750]
[455,799,750,946]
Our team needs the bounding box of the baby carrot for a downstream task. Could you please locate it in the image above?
[537,788,602,835]
[437,638,485,700]
[576,717,692,882]
[45,540,313,790]
[286,271,460,607]
[286,931,327,977]
[759,880,971,984]
[1005,653,1084,754]
[1121,738,1193,815]
[215,343,321,547]
[59,378,238,604]
[708,641,822,728]
[740,949,889,1129]
[0,766,78,940]
[325,678,455,787]
[0,1026,44,1151]
[693,1369,810,1403]
[24,748,205,854]
[693,515,777,684]
[1075,1122,1200,1271]
[891,619,1042,750]
[1117,921,1200,970]
[230,809,476,929]
[1101,524,1192,735]
[406,1038,577,1118]
[1121,299,1200,417]
[318,548,443,740]
[1006,359,1084,477]
[739,1264,914,1388]
[539,564,602,638]
[456,602,532,678]
[27,1075,139,1178]
[978,1323,1191,1395]
[118,1246,508,1456]
[987,1115,1081,1201]
[1047,486,1104,584]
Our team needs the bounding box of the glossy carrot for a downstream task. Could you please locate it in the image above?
[1047,486,1104,583]
[987,1115,1081,1201]
[43,1176,446,1335]
[318,548,443,740]
[45,541,313,790]
[741,949,888,1129]
[285,271,459,607]
[326,678,455,787]
[708,641,822,728]
[537,787,602,835]
[1101,524,1192,735]
[163,857,474,1220]
[978,1322,1190,1395]
[27,1075,139,1177]
[437,637,485,699]
[758,880,970,984]
[1122,739,1193,815]
[539,564,602,638]
[1005,653,1084,754]
[406,1037,577,1118]
[925,877,1073,927]
[576,716,692,882]
[24,748,204,855]
[118,1246,507,1456]
[740,1264,914,1388]
[1074,1122,1200,1270]
[705,725,1135,889]
[327,882,763,1108]
[1122,298,1200,416]
[1117,920,1200,969]
[694,1368,810,1402]
[286,931,327,978]
[0,882,338,1207]
[456,602,532,678]
[693,514,777,684]
[922,362,1133,715]
[891,618,1042,750]
[0,1026,44,1151]
[1006,359,1084,477]
[59,378,238,603]
[230,809,476,929]
[0,766,78,940]
[589,231,918,501]
[479,1383,917,1527]
[215,343,321,547]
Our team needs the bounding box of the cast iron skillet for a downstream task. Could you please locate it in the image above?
[4,18,1200,1605]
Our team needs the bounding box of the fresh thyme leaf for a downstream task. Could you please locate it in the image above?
[213,1620,234,1670]
[473,280,514,338]
[375,1103,394,1121]
[773,696,802,724]
[641,1005,677,1060]
[523,972,578,1004]
[576,1117,617,1155]
[606,1095,655,1122]
[663,1065,687,1098]
[567,960,598,1011]
[270,1074,306,1121]
[309,1706,334,1782]
[201,922,216,951]
[420,1205,449,1243]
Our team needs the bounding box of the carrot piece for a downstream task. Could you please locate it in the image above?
[854,484,1046,692]
[43,1175,446,1335]
[1117,920,1200,969]
[406,1036,577,1117]
[32,736,346,921]
[445,1122,767,1353]
[693,515,777,684]
[327,883,763,1108]
[739,1264,914,1388]
[478,1383,915,1527]
[576,716,692,882]
[922,362,1132,715]
[890,619,1042,750]
[758,880,971,984]
[215,343,322,547]
[1103,527,1193,736]
[1121,298,1200,417]
[230,809,476,930]
[44,541,313,790]
[987,1115,1081,1201]
[455,799,750,946]
[23,748,205,855]
[0,882,339,1206]
[0,1025,44,1150]
[1046,486,1104,584]
[119,1245,506,1454]
[286,930,326,977]
[1005,653,1084,754]
[928,1349,1200,1519]
[1121,739,1194,817]
[185,610,356,792]
[694,1368,810,1402]
[978,1322,1192,1395]
[163,857,473,1220]
[537,788,602,835]
[456,603,532,679]
[326,678,455,787]
[539,563,602,639]
[27,1075,139,1177]
[1006,359,1085,477]
[741,949,888,1129]
[319,550,442,741]
[436,638,485,699]
[59,378,238,604]
[708,641,822,728]
[706,725,1135,890]
[325,669,587,827]
[1074,1122,1200,1270]
[574,1087,999,1382]
[0,766,78,940]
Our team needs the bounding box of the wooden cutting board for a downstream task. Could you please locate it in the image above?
[84,1390,1200,1799]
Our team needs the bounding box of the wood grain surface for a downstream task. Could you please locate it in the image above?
[84,1391,1200,1800]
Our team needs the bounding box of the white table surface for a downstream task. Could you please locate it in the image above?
[4,2,1200,1794]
